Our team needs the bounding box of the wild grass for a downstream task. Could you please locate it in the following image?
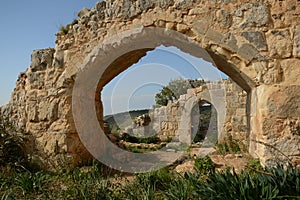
[0,117,299,199]
[1,159,299,200]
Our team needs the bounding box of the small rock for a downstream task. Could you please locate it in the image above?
[78,8,90,18]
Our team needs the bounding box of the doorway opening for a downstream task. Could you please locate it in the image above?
[192,101,218,146]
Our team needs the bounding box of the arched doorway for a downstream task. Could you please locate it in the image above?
[191,101,218,146]
[72,27,253,172]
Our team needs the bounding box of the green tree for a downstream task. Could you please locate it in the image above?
[155,86,174,106]
[155,78,205,106]
[168,78,191,99]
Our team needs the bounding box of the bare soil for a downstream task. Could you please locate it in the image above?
[175,146,250,174]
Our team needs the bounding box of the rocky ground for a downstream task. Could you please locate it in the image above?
[174,146,249,174]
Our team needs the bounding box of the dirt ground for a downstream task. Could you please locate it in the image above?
[107,146,251,184]
[175,147,250,174]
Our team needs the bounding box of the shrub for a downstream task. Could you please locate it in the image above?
[155,78,206,106]
[122,133,160,144]
[0,117,27,168]
[194,155,216,175]
[216,142,230,155]
[59,25,70,35]
[216,139,241,155]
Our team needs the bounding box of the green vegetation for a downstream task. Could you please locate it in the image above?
[1,116,299,199]
[246,158,264,172]
[0,117,27,169]
[59,25,71,35]
[216,139,242,155]
[0,163,114,199]
[155,86,174,106]
[155,78,205,106]
[194,155,216,175]
[194,165,300,199]
[1,161,299,199]
[122,133,160,144]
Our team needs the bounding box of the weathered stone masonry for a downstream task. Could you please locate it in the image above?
[1,0,300,168]
[150,79,247,148]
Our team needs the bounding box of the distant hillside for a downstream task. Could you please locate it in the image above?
[104,109,150,129]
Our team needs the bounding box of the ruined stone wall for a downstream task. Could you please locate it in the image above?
[223,79,248,147]
[150,103,180,140]
[0,49,91,167]
[150,79,247,146]
[0,0,299,168]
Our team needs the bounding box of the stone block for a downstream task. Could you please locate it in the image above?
[215,10,231,29]
[141,13,155,26]
[237,43,259,62]
[30,49,54,72]
[189,8,204,15]
[176,24,189,33]
[38,100,59,122]
[27,101,38,122]
[156,0,174,8]
[241,32,267,51]
[262,61,283,85]
[280,59,300,84]
[192,20,209,35]
[233,3,269,29]
[78,8,90,18]
[52,50,64,68]
[166,22,175,30]
[221,33,238,52]
[266,29,292,58]
[137,0,155,11]
[293,28,300,58]
[95,1,106,11]
[205,29,224,44]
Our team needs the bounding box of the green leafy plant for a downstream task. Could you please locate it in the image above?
[246,158,264,172]
[216,142,230,155]
[15,171,51,194]
[110,124,120,136]
[56,163,115,200]
[194,155,216,175]
[165,175,193,200]
[155,86,175,106]
[121,168,175,199]
[125,145,144,153]
[192,165,300,200]
[216,139,241,155]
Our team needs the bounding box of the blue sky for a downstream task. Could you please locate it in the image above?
[0,0,99,106]
[0,1,226,115]
[102,46,227,115]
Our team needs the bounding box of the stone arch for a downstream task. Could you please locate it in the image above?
[3,0,300,169]
[177,83,226,144]
[73,27,255,127]
[72,27,254,170]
